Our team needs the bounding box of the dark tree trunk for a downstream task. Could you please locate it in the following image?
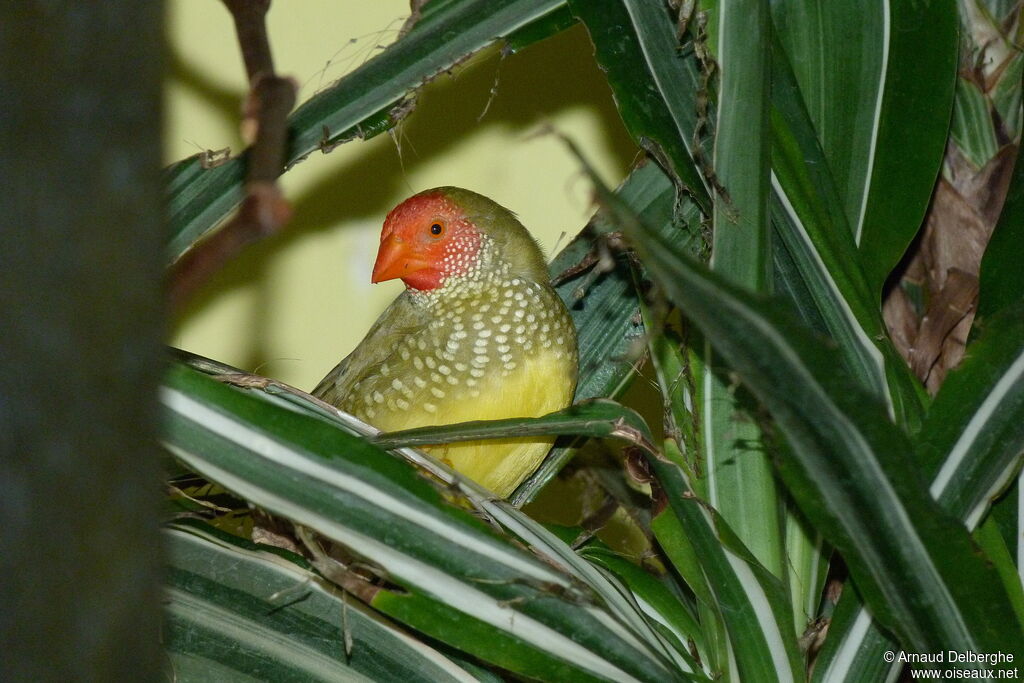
[0,4,164,679]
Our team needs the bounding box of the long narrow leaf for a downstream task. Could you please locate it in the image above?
[161,362,687,681]
[813,305,1024,681]
[652,443,804,683]
[371,399,657,454]
[567,0,711,211]
[167,0,568,261]
[584,165,1023,665]
[164,519,488,682]
[702,0,782,581]
[772,0,959,292]
[769,34,924,429]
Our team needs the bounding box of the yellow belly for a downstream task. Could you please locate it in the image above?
[372,348,575,497]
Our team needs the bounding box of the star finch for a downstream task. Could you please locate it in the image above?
[313,187,579,497]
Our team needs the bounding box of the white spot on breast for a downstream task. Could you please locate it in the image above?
[474,354,489,365]
[446,339,459,352]
[372,391,384,404]
[478,329,492,339]
[399,348,410,360]
[438,364,451,375]
[396,398,410,411]
[430,386,445,399]
[497,344,510,354]
[424,402,437,413]
[413,357,424,370]
[499,323,511,333]
[413,376,427,388]
[425,356,436,369]
[466,377,477,387]
[470,367,485,378]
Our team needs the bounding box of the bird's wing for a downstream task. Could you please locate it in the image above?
[311,292,428,406]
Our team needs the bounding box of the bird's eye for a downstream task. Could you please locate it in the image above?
[429,222,444,237]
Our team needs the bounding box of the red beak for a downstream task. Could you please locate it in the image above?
[371,234,434,284]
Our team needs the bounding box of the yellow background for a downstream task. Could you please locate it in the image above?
[167,1,636,393]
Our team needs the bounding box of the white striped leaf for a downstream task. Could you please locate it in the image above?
[586,170,1024,666]
[166,0,570,261]
[161,362,690,682]
[769,37,924,429]
[164,519,491,682]
[771,0,958,293]
[651,442,804,683]
[812,307,1024,682]
[566,0,711,212]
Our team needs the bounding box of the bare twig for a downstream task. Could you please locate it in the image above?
[168,0,297,311]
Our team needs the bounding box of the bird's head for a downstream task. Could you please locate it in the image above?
[372,187,549,292]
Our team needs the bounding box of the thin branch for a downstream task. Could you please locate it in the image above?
[168,0,297,312]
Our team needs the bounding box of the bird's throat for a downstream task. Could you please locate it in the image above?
[402,268,444,291]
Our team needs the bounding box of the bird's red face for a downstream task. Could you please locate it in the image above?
[372,192,483,291]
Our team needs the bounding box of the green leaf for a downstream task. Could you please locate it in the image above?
[161,362,687,682]
[503,4,577,53]
[567,0,712,212]
[920,305,1024,526]
[372,399,658,455]
[978,144,1024,319]
[768,34,925,430]
[950,76,1001,168]
[578,540,707,675]
[166,0,569,261]
[772,0,959,293]
[511,161,705,506]
[974,516,1024,629]
[701,0,782,581]
[770,0,883,239]
[651,442,805,682]
[813,306,1024,680]
[584,166,1023,664]
[164,519,486,682]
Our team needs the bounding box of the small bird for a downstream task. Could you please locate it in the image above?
[313,187,578,497]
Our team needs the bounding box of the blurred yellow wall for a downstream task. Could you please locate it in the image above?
[166,1,636,391]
